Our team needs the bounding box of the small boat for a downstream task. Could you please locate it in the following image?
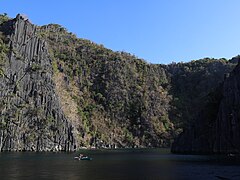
[79,156,92,161]
[74,154,92,161]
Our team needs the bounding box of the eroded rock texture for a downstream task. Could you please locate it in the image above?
[172,59,240,154]
[0,15,76,151]
[214,60,240,153]
[0,14,238,152]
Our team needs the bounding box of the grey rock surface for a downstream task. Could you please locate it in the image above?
[0,14,76,151]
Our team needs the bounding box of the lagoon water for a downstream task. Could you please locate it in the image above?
[0,149,240,180]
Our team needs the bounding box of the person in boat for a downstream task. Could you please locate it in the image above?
[79,154,87,158]
[76,153,92,160]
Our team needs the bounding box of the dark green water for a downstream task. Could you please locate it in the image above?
[0,148,240,180]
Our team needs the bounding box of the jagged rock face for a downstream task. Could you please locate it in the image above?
[38,23,175,148]
[0,15,76,151]
[172,60,240,154]
[214,61,240,153]
[40,23,235,149]
[0,14,238,152]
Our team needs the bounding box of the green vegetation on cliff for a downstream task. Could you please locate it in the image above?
[0,14,238,151]
[36,22,236,148]
[0,13,10,76]
[38,24,173,147]
[172,58,240,154]
[167,59,235,128]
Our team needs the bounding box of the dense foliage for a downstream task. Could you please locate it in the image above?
[38,24,173,147]
[0,14,237,150]
[167,59,235,128]
[36,24,236,148]
[0,13,10,76]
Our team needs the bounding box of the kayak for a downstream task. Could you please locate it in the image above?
[74,156,92,161]
[80,156,92,161]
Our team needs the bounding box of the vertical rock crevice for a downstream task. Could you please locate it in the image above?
[0,14,76,151]
[172,59,240,154]
[213,61,240,153]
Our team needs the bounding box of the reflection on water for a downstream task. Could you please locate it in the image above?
[0,149,240,180]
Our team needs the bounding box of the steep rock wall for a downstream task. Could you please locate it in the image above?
[172,59,240,154]
[0,14,238,151]
[0,15,76,151]
[214,61,240,153]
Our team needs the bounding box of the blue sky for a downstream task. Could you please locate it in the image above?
[0,0,240,64]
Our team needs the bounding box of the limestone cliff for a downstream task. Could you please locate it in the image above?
[172,59,240,154]
[0,15,76,151]
[214,59,240,153]
[0,14,237,151]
